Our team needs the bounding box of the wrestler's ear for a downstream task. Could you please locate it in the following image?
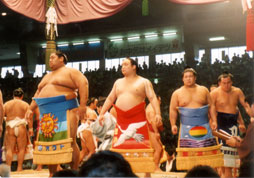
[132,64,136,71]
[59,56,64,63]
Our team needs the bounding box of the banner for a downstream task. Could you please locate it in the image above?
[169,0,228,4]
[0,0,132,24]
[246,1,254,51]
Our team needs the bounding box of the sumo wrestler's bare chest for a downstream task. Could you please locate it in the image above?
[116,80,145,97]
[178,90,206,107]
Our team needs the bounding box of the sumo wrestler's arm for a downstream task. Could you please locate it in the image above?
[98,81,117,125]
[25,88,40,121]
[146,109,160,139]
[238,88,252,118]
[25,75,48,120]
[0,90,3,137]
[71,69,89,121]
[169,91,179,135]
[144,79,161,125]
[207,89,217,130]
[237,111,246,133]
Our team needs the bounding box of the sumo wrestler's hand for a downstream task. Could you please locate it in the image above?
[210,121,217,131]
[155,132,161,140]
[171,125,178,135]
[155,114,162,126]
[226,136,241,148]
[29,128,34,137]
[77,106,86,121]
[98,115,105,126]
[239,124,246,133]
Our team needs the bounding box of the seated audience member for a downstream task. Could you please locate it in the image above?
[0,164,10,177]
[238,160,254,178]
[226,96,254,163]
[52,169,78,177]
[159,147,176,172]
[185,165,220,178]
[91,97,116,151]
[79,150,137,177]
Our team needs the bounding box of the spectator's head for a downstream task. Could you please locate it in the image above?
[96,97,106,114]
[165,145,176,159]
[239,160,254,177]
[87,97,98,110]
[0,164,10,177]
[218,72,233,92]
[52,169,78,177]
[13,88,24,98]
[185,165,220,178]
[182,67,197,87]
[79,150,137,177]
[245,95,254,120]
[210,84,218,92]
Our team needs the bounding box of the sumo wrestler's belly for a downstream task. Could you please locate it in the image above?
[115,94,144,111]
[38,84,76,98]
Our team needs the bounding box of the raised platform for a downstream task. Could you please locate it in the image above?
[10,169,186,178]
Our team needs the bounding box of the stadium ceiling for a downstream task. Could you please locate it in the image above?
[0,0,245,61]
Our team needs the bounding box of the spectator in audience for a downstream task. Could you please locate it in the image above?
[86,97,98,114]
[77,97,98,163]
[53,169,78,177]
[185,165,220,178]
[226,96,254,163]
[0,164,10,177]
[238,160,254,177]
[91,97,116,151]
[209,84,218,92]
[79,150,137,177]
[159,148,176,172]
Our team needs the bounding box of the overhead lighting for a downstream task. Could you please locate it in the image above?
[1,12,7,16]
[144,33,158,38]
[163,32,177,36]
[209,36,225,41]
[16,52,20,55]
[154,78,159,84]
[57,42,69,47]
[110,38,123,42]
[73,41,84,46]
[127,36,140,40]
[88,40,100,44]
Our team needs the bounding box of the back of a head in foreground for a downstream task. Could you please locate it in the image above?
[239,160,254,177]
[0,164,10,177]
[185,165,220,178]
[52,169,78,177]
[79,150,137,177]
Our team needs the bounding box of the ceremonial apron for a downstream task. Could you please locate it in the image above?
[176,105,223,170]
[33,95,78,164]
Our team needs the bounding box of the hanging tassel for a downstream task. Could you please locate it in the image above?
[142,0,149,16]
[46,7,58,37]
